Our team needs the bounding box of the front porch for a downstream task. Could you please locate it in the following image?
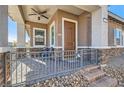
[7,5,109,49]
[0,5,124,87]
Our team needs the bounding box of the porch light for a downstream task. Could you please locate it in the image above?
[103,17,108,23]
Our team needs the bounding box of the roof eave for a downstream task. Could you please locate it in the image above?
[108,11,124,23]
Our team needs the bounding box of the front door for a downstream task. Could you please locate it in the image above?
[64,20,75,50]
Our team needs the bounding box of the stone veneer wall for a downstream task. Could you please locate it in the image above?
[0,53,5,86]
[98,48,124,64]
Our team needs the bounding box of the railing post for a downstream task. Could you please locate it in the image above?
[96,49,98,65]
[80,49,83,68]
[96,49,100,65]
[54,51,57,75]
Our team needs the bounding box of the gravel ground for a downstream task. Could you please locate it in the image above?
[105,54,124,87]
[103,66,124,87]
[30,69,89,87]
[102,54,124,87]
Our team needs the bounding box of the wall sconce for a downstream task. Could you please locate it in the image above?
[103,18,108,23]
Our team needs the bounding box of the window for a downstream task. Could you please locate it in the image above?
[50,21,55,47]
[33,28,46,47]
[114,28,123,46]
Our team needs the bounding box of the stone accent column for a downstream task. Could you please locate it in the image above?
[0,53,5,86]
[17,23,25,47]
[0,5,8,86]
[91,5,108,47]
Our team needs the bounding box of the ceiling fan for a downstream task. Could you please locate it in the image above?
[28,8,49,20]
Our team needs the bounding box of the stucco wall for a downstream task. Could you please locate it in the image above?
[92,6,108,47]
[47,11,58,47]
[108,20,115,46]
[0,5,8,47]
[26,9,92,48]
[56,9,91,47]
[26,21,47,46]
[78,13,91,46]
[108,19,124,46]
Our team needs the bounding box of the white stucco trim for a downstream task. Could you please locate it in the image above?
[50,21,56,47]
[62,17,78,51]
[17,23,26,47]
[54,46,62,48]
[77,46,89,48]
[33,28,46,47]
[123,32,124,46]
[0,47,11,53]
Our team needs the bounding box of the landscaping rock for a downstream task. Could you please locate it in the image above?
[103,65,124,87]
[31,69,89,87]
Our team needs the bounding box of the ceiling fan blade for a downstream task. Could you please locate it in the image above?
[28,14,37,16]
[39,11,47,14]
[31,8,39,14]
[30,8,49,20]
[41,15,49,19]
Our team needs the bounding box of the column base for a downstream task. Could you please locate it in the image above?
[0,47,10,53]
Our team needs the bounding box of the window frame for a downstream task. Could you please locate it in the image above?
[50,21,56,47]
[114,28,123,46]
[33,28,46,47]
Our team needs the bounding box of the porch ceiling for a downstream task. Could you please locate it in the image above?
[22,5,86,24]
[8,5,100,24]
[8,5,25,24]
[74,5,100,12]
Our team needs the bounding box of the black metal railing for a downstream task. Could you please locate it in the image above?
[5,48,98,86]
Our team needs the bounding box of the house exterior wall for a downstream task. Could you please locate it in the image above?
[108,19,124,46]
[57,9,79,47]
[47,11,58,47]
[108,20,115,46]
[0,5,8,86]
[25,9,94,48]
[78,13,91,46]
[0,5,8,47]
[56,9,91,48]
[92,6,108,47]
[17,23,25,47]
[25,21,47,46]
[98,48,124,64]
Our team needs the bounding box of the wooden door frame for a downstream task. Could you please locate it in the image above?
[62,17,78,51]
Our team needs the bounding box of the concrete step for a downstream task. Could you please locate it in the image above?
[89,76,118,87]
[83,65,100,72]
[83,69,105,82]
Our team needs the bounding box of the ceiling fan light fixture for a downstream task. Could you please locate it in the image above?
[38,16,40,20]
